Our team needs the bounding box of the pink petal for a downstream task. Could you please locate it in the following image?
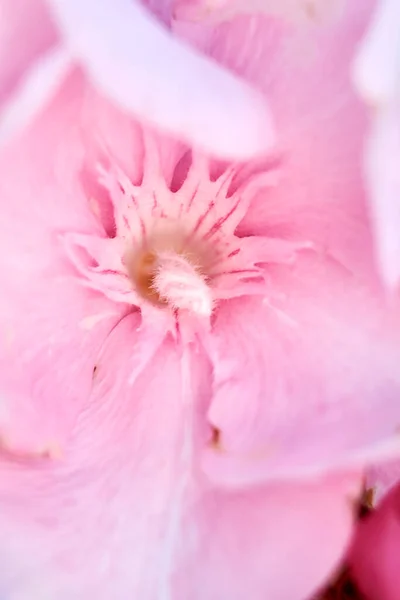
[210,1,373,275]
[174,0,344,24]
[0,314,206,599]
[46,0,274,159]
[175,1,376,283]
[181,3,400,487]
[0,312,360,600]
[0,0,71,145]
[350,481,400,600]
[202,254,400,486]
[174,474,360,600]
[0,72,120,454]
[62,233,138,305]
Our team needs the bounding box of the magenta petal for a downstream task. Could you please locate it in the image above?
[46,0,274,159]
[367,460,400,505]
[350,482,400,600]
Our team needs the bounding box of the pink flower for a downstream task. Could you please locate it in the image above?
[0,2,400,599]
[352,0,400,289]
[350,480,400,600]
[0,0,272,158]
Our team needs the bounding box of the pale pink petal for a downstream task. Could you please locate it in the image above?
[0,72,121,454]
[362,103,400,289]
[350,481,400,600]
[174,474,360,600]
[351,0,400,288]
[46,0,274,159]
[352,0,400,105]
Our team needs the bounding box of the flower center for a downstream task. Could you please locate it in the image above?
[128,247,213,316]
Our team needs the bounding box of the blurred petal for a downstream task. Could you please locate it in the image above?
[46,0,274,159]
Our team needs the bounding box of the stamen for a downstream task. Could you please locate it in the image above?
[128,248,213,316]
[152,251,213,316]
